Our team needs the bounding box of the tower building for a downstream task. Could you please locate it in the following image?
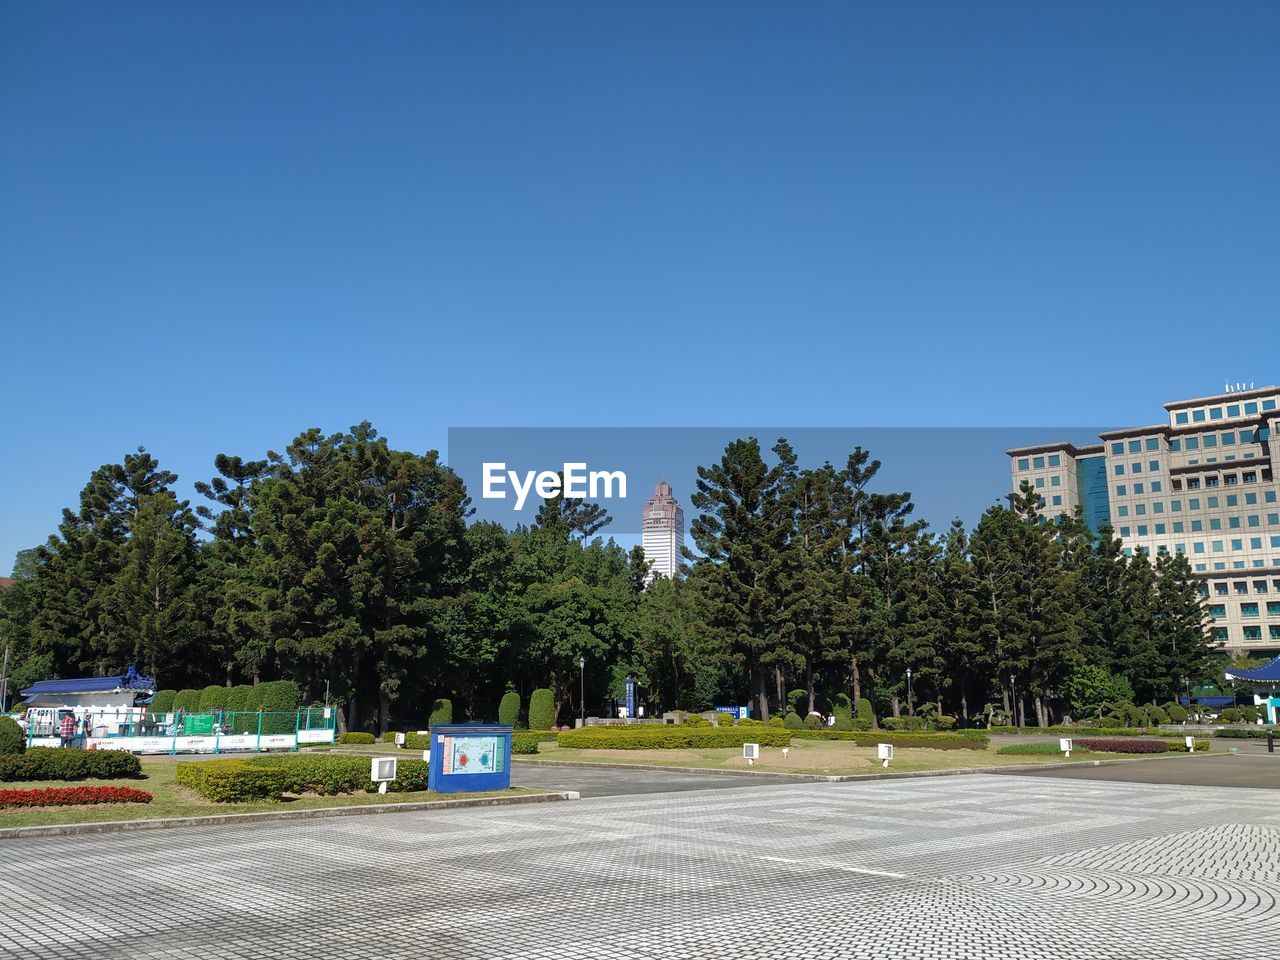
[641,480,684,584]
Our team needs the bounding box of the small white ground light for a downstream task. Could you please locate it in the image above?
[370,756,398,794]
[877,743,893,768]
[1060,737,1073,758]
[743,742,759,766]
[1186,735,1195,751]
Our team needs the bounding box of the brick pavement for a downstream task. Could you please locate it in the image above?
[0,774,1276,959]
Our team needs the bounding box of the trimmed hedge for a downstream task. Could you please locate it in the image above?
[339,732,376,745]
[512,733,541,755]
[176,759,290,802]
[380,731,401,743]
[173,688,201,713]
[0,715,25,755]
[1075,738,1167,754]
[529,689,555,732]
[557,727,793,750]
[198,684,228,712]
[249,755,430,796]
[1167,739,1211,752]
[0,747,143,782]
[150,690,177,715]
[996,742,1093,756]
[0,785,152,808]
[1215,727,1276,739]
[786,730,989,750]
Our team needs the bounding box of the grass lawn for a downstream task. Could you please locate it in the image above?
[519,738,1188,776]
[1,755,541,829]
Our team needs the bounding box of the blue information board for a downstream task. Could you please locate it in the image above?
[624,677,636,717]
[427,723,513,793]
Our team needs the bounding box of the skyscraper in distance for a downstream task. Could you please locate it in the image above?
[641,480,684,585]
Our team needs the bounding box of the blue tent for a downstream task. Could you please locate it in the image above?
[1224,656,1280,684]
[20,664,155,699]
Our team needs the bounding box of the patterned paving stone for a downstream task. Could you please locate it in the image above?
[0,774,1277,959]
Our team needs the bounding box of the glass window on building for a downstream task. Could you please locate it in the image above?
[1017,458,1029,470]
[1267,601,1280,616]
[1213,627,1229,641]
[1048,454,1061,466]
[1244,626,1262,640]
[1128,440,1141,453]
[1256,581,1270,594]
[1209,604,1226,618]
[1146,438,1159,451]
[1149,461,1160,471]
[1193,410,1207,422]
[1176,412,1189,424]
[1033,456,1045,468]
[1210,407,1224,420]
[1242,602,1260,617]
[1270,626,1280,641]
[1227,405,1241,418]
[1263,399,1277,411]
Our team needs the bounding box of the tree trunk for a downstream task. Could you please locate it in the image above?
[891,695,901,718]
[806,660,815,715]
[348,655,361,731]
[378,687,390,735]
[774,666,784,714]
[851,657,862,704]
[960,683,969,722]
[754,666,770,723]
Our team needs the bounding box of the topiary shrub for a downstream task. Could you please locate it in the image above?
[934,715,957,731]
[150,690,177,715]
[787,688,807,712]
[1220,707,1240,723]
[1240,705,1260,724]
[1164,702,1189,724]
[173,688,201,712]
[1145,705,1169,726]
[338,732,375,745]
[803,713,823,730]
[855,698,875,726]
[0,716,26,756]
[768,716,784,727]
[498,690,521,726]
[528,688,555,731]
[831,715,854,731]
[429,698,453,726]
[198,684,228,712]
[783,711,803,730]
[832,693,853,726]
[1121,703,1147,728]
[683,715,710,726]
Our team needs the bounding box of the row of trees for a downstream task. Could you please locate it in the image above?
[0,425,1219,732]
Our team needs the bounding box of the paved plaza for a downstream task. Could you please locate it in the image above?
[2,774,1278,959]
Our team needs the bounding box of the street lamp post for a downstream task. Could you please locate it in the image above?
[1009,674,1017,727]
[906,668,914,724]
[579,657,586,723]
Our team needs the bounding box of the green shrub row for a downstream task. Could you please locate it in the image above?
[529,689,555,731]
[786,730,989,750]
[176,759,290,802]
[1166,739,1211,752]
[339,732,376,745]
[1075,738,1166,754]
[0,747,143,782]
[511,733,541,755]
[178,754,434,801]
[557,727,793,750]
[996,742,1094,756]
[1214,727,1277,739]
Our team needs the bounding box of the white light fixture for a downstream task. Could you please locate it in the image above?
[877,743,893,768]
[370,756,398,794]
[1185,735,1195,751]
[781,747,789,759]
[1059,737,1073,758]
[743,742,759,765]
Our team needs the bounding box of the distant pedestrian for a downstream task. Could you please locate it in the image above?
[59,711,76,748]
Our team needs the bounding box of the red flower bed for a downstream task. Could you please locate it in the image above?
[1074,738,1166,754]
[0,786,153,808]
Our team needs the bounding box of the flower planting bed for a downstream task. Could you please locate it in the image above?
[1,785,152,808]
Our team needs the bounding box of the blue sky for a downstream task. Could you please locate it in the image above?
[2,2,1278,572]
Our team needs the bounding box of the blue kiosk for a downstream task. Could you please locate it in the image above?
[427,723,513,792]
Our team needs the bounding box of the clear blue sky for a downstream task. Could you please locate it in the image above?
[2,2,1278,573]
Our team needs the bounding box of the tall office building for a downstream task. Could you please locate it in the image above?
[1008,386,1280,657]
[641,480,684,585]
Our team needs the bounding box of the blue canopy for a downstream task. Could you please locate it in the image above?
[20,664,155,697]
[1224,656,1280,684]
